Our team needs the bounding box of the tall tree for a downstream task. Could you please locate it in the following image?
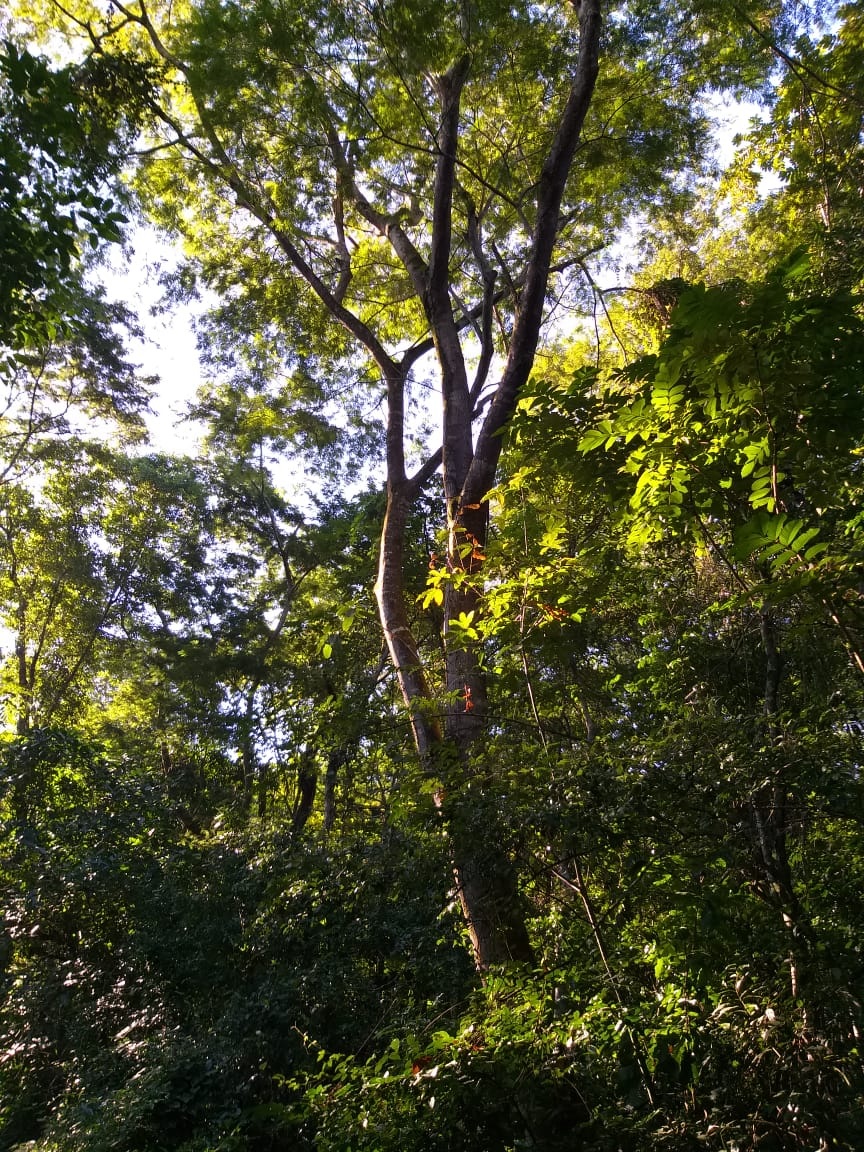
[24,0,808,966]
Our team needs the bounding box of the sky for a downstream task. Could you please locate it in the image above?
[101,228,205,455]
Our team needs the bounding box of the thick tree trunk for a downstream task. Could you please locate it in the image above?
[15,633,29,735]
[442,511,488,745]
[240,739,255,812]
[440,513,535,967]
[257,760,269,819]
[375,486,533,968]
[447,800,536,967]
[14,592,30,735]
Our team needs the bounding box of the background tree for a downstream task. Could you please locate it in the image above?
[0,41,156,477]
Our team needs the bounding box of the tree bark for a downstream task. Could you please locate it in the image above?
[376,478,442,760]
[323,747,345,834]
[447,797,536,967]
[292,753,318,834]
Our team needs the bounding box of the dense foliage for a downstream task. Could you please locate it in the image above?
[1,2,863,1149]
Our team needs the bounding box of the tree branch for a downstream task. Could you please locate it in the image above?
[732,4,864,109]
[399,250,603,376]
[462,189,497,402]
[408,445,443,494]
[463,0,602,511]
[318,104,430,301]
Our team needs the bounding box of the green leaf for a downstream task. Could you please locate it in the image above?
[578,428,610,453]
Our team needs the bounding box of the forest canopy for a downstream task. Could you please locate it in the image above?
[1,1,863,1149]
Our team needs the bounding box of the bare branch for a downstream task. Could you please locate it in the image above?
[577,259,630,361]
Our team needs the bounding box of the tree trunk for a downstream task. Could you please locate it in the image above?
[749,606,811,999]
[375,485,534,968]
[323,747,344,834]
[257,759,269,820]
[376,480,443,758]
[447,800,535,967]
[15,592,30,735]
[291,753,318,834]
[440,510,535,967]
[15,632,29,735]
